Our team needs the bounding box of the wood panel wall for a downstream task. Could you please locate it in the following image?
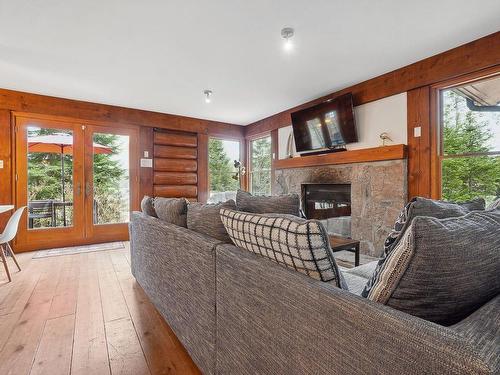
[153,130,199,199]
[0,110,12,231]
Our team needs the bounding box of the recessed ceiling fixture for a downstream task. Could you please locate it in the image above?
[203,89,213,103]
[281,27,294,51]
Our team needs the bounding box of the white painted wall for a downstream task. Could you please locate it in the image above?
[278,92,407,159]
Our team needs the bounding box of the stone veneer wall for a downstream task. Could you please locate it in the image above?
[275,160,407,257]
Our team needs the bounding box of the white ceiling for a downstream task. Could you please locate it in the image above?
[0,1,499,125]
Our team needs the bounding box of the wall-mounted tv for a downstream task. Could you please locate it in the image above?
[291,93,357,154]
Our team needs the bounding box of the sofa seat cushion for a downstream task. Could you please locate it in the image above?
[187,200,237,242]
[362,197,485,297]
[153,197,188,227]
[140,195,157,217]
[345,261,377,279]
[236,189,300,216]
[343,272,369,295]
[366,209,500,325]
[220,208,346,288]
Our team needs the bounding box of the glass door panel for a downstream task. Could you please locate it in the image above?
[84,125,138,242]
[15,116,85,251]
[92,132,130,225]
[27,126,74,229]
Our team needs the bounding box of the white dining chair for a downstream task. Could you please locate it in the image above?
[0,206,26,282]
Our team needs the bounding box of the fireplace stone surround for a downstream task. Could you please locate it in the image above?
[275,159,407,256]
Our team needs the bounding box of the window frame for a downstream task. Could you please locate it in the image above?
[430,67,500,199]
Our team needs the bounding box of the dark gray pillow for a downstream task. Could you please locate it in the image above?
[140,196,157,217]
[220,208,346,289]
[366,210,500,325]
[153,197,188,227]
[362,197,485,297]
[236,189,300,216]
[187,200,236,242]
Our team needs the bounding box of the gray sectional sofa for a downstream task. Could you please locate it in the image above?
[130,210,499,375]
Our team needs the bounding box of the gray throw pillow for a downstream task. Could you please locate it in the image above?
[140,196,157,217]
[362,197,485,297]
[187,200,237,242]
[236,189,300,216]
[220,208,346,289]
[153,197,188,227]
[366,209,500,325]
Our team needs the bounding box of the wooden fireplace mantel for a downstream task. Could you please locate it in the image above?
[274,144,407,169]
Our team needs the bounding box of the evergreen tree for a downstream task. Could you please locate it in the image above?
[208,139,239,192]
[442,91,500,203]
[250,137,271,195]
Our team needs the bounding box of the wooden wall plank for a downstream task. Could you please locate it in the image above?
[139,127,154,199]
[154,131,198,147]
[407,87,431,199]
[154,145,197,159]
[154,158,198,172]
[245,31,500,137]
[154,172,198,185]
[0,110,12,231]
[197,134,209,203]
[153,185,198,198]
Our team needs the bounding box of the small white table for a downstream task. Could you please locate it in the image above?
[0,205,14,214]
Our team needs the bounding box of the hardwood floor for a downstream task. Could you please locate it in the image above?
[0,243,200,375]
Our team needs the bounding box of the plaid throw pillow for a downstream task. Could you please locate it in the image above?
[220,208,346,288]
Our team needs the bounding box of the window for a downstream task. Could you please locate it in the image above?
[249,135,272,196]
[208,138,241,203]
[439,75,500,205]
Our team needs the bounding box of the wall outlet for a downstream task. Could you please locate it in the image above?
[414,126,422,138]
[0,160,3,169]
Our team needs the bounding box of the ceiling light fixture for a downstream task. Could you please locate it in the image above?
[281,27,294,51]
[203,89,213,103]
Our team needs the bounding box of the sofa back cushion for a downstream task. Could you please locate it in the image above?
[187,200,237,242]
[153,197,188,227]
[140,195,157,217]
[366,209,500,325]
[236,190,300,216]
[220,208,345,288]
[362,197,485,297]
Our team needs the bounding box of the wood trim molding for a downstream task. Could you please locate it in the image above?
[245,31,500,137]
[407,87,432,200]
[274,145,406,170]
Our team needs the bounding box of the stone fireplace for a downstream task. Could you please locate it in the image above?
[275,159,407,256]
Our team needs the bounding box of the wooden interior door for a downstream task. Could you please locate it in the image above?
[14,116,85,251]
[83,124,139,243]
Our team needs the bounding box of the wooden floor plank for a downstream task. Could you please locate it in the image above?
[30,314,75,375]
[48,254,80,319]
[105,317,151,375]
[0,257,64,375]
[71,252,111,375]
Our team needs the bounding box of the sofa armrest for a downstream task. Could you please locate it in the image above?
[129,211,221,374]
[215,244,493,375]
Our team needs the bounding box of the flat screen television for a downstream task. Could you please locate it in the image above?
[291,93,357,153]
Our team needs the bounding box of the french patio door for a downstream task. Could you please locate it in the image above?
[14,114,139,252]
